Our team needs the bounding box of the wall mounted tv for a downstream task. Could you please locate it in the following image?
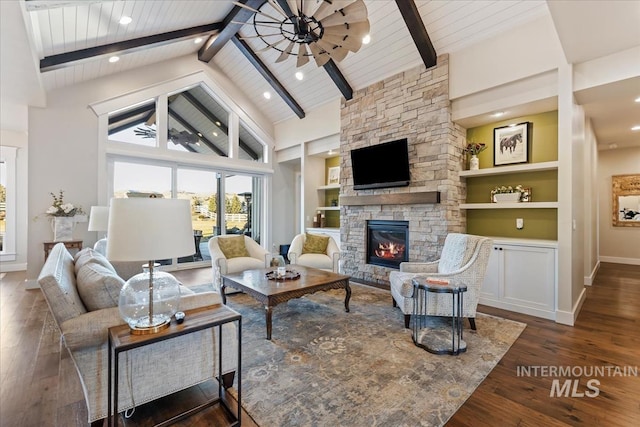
[351,138,411,190]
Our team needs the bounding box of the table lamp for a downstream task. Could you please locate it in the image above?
[88,206,109,237]
[106,198,195,334]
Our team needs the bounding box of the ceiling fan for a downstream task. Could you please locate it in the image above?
[233,0,370,68]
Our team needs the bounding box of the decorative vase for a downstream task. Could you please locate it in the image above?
[494,192,522,203]
[469,155,479,170]
[52,216,75,241]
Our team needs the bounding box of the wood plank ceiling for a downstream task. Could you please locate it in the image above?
[25,0,549,124]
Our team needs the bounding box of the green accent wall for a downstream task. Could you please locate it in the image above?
[465,111,558,240]
[324,156,340,228]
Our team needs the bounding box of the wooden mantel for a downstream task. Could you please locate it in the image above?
[340,191,440,206]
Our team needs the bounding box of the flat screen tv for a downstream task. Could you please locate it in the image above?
[351,138,410,190]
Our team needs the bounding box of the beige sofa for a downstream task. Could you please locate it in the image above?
[38,243,238,425]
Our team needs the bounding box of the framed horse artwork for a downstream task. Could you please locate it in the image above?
[494,122,530,166]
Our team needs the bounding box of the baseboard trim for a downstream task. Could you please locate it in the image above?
[599,256,640,266]
[584,261,600,286]
[555,287,587,326]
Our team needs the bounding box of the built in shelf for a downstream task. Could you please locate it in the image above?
[317,184,340,190]
[317,206,340,211]
[460,202,559,209]
[459,161,559,178]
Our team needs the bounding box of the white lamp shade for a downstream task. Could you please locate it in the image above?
[106,198,194,262]
[87,206,109,231]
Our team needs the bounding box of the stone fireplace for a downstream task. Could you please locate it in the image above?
[339,54,466,285]
[366,220,409,269]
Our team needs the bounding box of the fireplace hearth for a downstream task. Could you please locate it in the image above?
[367,220,409,269]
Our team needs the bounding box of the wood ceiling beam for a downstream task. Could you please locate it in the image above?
[198,0,265,62]
[40,22,222,72]
[395,0,437,69]
[323,60,353,100]
[231,34,306,119]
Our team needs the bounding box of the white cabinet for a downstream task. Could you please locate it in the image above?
[480,238,557,320]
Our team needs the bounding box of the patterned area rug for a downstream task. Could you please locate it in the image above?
[217,283,525,427]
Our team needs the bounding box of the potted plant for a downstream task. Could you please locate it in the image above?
[46,190,83,241]
[491,185,524,203]
[463,142,487,170]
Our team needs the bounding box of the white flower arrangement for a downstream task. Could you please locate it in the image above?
[491,185,524,195]
[46,190,84,217]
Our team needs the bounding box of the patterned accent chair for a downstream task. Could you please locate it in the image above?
[287,232,341,273]
[389,233,493,329]
[208,235,270,293]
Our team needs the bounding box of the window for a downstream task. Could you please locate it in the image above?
[108,100,157,147]
[0,147,17,261]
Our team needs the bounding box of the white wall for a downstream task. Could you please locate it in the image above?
[583,119,600,285]
[274,98,340,151]
[598,147,640,264]
[26,54,274,281]
[0,130,28,270]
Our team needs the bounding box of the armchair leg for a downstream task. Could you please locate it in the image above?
[469,318,476,330]
[392,298,397,308]
[90,419,105,427]
[221,371,236,389]
[404,314,410,329]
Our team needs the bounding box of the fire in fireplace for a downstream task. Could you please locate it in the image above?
[366,220,409,268]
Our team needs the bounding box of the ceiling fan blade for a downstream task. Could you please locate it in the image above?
[313,0,356,21]
[296,44,310,67]
[322,21,370,38]
[231,1,282,23]
[266,0,290,18]
[320,0,368,27]
[308,42,331,67]
[302,0,324,17]
[322,33,362,52]
[256,38,287,53]
[286,0,299,15]
[276,41,296,62]
[315,39,349,61]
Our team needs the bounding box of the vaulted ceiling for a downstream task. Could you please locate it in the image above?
[2,0,639,149]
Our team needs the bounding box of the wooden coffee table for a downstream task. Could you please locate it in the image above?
[221,266,351,340]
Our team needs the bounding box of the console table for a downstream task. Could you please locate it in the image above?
[43,240,83,260]
[107,304,242,427]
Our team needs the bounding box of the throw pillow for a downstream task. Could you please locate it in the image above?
[76,262,125,311]
[301,233,330,254]
[74,248,117,276]
[217,236,250,259]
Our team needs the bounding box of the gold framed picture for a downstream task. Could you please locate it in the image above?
[327,166,340,185]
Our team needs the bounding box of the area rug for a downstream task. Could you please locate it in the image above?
[211,283,525,427]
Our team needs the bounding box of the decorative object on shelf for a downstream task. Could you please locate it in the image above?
[45,190,84,241]
[107,198,195,335]
[494,122,530,166]
[233,0,370,68]
[521,187,532,202]
[463,142,486,170]
[491,185,524,203]
[331,198,338,207]
[327,166,340,185]
[612,174,640,227]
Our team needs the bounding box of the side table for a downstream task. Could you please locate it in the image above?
[108,304,242,427]
[44,240,83,260]
[411,278,467,355]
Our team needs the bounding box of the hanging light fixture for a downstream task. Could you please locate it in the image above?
[234,0,370,68]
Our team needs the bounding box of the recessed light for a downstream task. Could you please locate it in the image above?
[194,37,203,44]
[635,97,640,103]
[212,131,218,137]
[295,71,304,80]
[492,111,505,117]
[609,143,618,149]
[108,56,120,63]
[362,34,371,44]
[215,121,221,126]
[197,132,203,137]
[119,16,132,25]
[632,125,640,131]
[263,91,271,100]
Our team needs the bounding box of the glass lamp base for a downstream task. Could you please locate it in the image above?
[128,315,171,335]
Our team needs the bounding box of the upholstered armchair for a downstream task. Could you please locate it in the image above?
[208,235,270,292]
[389,233,493,329]
[288,232,340,273]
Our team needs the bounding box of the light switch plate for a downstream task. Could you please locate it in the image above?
[516,218,524,229]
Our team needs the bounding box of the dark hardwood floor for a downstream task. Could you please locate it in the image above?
[1,262,639,426]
